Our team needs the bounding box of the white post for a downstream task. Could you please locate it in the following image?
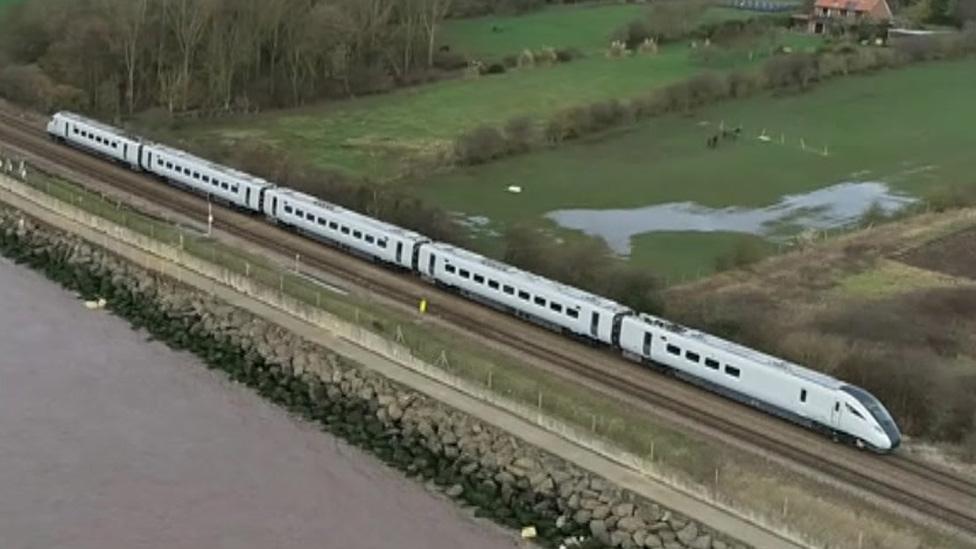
[294,253,300,273]
[207,200,213,237]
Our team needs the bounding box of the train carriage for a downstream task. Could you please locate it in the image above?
[619,314,901,451]
[142,143,272,210]
[263,187,429,270]
[46,112,141,168]
[420,242,631,344]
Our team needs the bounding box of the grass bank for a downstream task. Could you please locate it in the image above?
[415,58,976,280]
[1,161,971,548]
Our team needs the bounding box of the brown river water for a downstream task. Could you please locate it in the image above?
[0,257,518,549]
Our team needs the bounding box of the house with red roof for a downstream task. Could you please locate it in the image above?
[808,0,894,34]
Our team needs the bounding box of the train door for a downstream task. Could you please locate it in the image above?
[245,188,251,209]
[257,188,266,213]
[396,242,403,265]
[271,196,278,217]
[830,401,841,427]
[427,253,436,276]
[642,331,652,356]
[590,312,600,338]
[63,122,69,139]
[146,151,152,171]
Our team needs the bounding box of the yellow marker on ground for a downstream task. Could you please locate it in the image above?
[419,298,427,314]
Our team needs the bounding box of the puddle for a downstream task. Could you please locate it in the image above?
[546,182,917,255]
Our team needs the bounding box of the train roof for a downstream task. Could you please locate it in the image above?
[271,187,430,242]
[55,111,142,143]
[635,313,843,389]
[150,142,275,190]
[426,241,631,313]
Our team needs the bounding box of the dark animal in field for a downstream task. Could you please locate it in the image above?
[707,135,719,148]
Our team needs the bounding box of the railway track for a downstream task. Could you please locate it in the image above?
[2,110,975,539]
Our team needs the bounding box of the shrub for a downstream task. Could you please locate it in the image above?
[455,125,507,165]
[612,18,652,49]
[637,38,659,55]
[554,47,583,63]
[924,182,976,211]
[684,72,729,106]
[517,49,535,68]
[714,238,766,272]
[535,46,558,66]
[607,40,628,59]
[432,50,469,71]
[503,115,537,153]
[481,62,506,75]
[0,64,57,111]
[501,54,519,68]
[727,69,763,98]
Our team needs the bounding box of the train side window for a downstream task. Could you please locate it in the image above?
[365,235,374,244]
[166,162,173,169]
[534,296,546,307]
[835,402,840,412]
[488,280,499,290]
[685,351,700,363]
[73,128,79,134]
[725,365,741,378]
[473,274,484,284]
[202,175,210,183]
[328,221,338,230]
[503,285,514,295]
[567,309,579,319]
[194,171,200,179]
[550,302,562,313]
[445,264,456,274]
[378,240,387,249]
[845,403,865,419]
[459,269,470,279]
[221,183,228,190]
[157,158,163,166]
[340,226,350,235]
[284,205,293,214]
[704,358,719,370]
[232,185,239,193]
[112,142,118,149]
[518,290,530,301]
[666,344,681,356]
[800,389,807,403]
[353,230,362,238]
[308,213,316,222]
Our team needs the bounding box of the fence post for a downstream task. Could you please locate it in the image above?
[487,370,493,390]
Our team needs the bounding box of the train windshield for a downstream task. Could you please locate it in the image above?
[841,385,901,448]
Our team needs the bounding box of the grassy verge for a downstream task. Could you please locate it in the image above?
[6,166,972,548]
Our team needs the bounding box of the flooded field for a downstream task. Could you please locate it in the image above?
[547,182,916,255]
[0,257,516,549]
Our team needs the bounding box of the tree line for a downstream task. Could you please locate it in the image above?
[0,0,462,115]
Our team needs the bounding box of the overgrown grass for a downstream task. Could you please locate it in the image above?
[7,166,972,549]
[415,58,976,280]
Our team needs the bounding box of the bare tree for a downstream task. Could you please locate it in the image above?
[164,0,217,111]
[100,0,149,114]
[419,0,454,68]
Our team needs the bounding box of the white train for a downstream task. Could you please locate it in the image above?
[46,111,902,452]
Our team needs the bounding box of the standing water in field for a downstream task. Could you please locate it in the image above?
[546,182,916,256]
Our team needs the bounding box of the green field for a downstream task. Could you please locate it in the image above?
[187,31,817,180]
[441,3,787,59]
[412,59,976,281]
